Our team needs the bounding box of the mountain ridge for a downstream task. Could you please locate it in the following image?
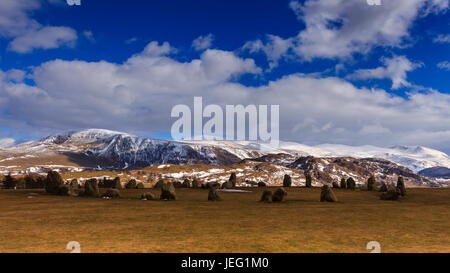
[0,129,449,188]
[2,128,449,172]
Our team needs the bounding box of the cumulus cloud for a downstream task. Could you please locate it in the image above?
[245,0,449,63]
[347,56,422,89]
[291,0,448,60]
[437,61,450,70]
[0,42,449,153]
[0,0,77,53]
[2,69,26,83]
[0,0,40,38]
[243,35,294,70]
[141,41,177,57]
[0,42,261,131]
[9,26,77,53]
[192,34,214,51]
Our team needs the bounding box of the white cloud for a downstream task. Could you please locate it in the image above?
[243,35,294,70]
[9,26,77,53]
[141,41,177,57]
[0,0,40,38]
[291,0,448,60]
[192,34,214,51]
[437,61,450,70]
[199,49,261,81]
[0,43,449,153]
[434,34,450,43]
[3,69,26,83]
[0,0,77,53]
[347,56,422,89]
[245,0,449,62]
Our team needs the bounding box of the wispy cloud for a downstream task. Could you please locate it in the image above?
[437,61,450,70]
[125,37,138,44]
[347,56,422,89]
[433,34,450,43]
[83,30,95,43]
[192,33,214,51]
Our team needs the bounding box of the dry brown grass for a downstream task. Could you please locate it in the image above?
[0,187,449,253]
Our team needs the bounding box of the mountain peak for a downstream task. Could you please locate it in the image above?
[41,128,132,145]
[70,128,131,138]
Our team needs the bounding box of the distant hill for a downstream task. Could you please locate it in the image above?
[0,128,449,187]
[419,167,450,179]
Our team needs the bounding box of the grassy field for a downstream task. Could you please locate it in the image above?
[0,187,449,253]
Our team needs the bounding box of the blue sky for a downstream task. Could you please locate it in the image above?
[0,0,449,153]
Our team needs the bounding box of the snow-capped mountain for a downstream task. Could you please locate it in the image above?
[1,129,449,177]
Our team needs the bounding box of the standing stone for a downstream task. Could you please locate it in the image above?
[379,182,388,192]
[340,178,347,189]
[98,178,105,188]
[125,179,137,189]
[272,187,287,202]
[84,178,100,197]
[396,176,406,196]
[260,190,272,202]
[68,179,79,196]
[305,172,312,188]
[153,179,165,189]
[320,185,338,202]
[160,182,176,200]
[102,189,121,198]
[380,187,399,200]
[45,171,64,194]
[192,179,201,189]
[141,192,156,200]
[208,188,222,201]
[258,182,267,187]
[283,174,292,187]
[347,177,356,190]
[229,173,237,188]
[58,184,70,196]
[182,178,191,188]
[367,175,376,191]
[112,177,122,189]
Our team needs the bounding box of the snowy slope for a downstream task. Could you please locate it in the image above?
[183,140,450,172]
[2,129,449,173]
[280,143,450,173]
